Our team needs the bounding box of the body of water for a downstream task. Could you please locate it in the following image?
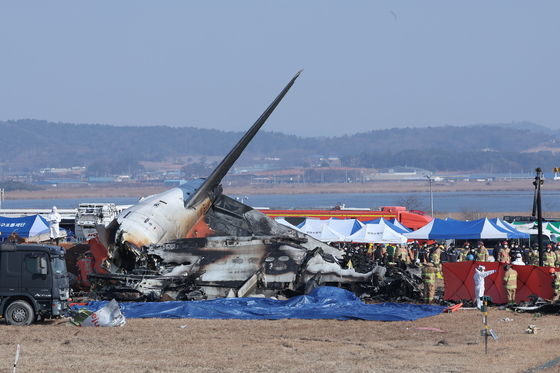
[1,190,558,213]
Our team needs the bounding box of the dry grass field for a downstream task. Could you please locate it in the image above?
[0,308,559,373]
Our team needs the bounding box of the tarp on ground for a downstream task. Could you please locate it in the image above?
[348,219,408,244]
[324,218,363,236]
[404,218,525,240]
[443,261,556,304]
[0,215,50,238]
[296,218,346,242]
[73,287,444,321]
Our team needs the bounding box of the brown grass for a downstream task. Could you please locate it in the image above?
[0,309,559,372]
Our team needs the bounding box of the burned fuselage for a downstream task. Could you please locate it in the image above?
[92,195,373,300]
[90,71,373,301]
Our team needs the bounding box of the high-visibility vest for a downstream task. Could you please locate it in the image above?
[554,275,560,291]
[477,248,488,261]
[504,269,517,289]
[430,250,441,265]
[529,251,539,265]
[422,268,436,284]
[545,251,556,266]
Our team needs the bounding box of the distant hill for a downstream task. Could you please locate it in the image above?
[0,119,557,173]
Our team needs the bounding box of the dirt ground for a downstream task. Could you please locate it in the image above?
[0,308,558,373]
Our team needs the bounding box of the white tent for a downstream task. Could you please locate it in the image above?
[324,218,363,236]
[348,220,407,244]
[274,217,302,231]
[297,218,346,242]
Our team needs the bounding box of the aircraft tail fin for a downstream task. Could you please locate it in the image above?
[186,70,302,208]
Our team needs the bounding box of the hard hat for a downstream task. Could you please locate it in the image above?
[52,206,57,212]
[549,268,556,274]
[467,254,475,261]
[477,265,485,271]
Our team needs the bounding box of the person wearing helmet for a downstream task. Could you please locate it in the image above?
[48,206,62,245]
[544,245,556,267]
[503,264,518,306]
[474,265,496,309]
[550,268,560,303]
[476,241,489,262]
[422,263,438,303]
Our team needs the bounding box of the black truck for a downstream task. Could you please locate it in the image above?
[0,242,70,325]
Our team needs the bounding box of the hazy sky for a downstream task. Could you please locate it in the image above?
[1,1,559,136]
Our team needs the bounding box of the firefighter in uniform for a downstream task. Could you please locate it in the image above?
[422,262,437,303]
[503,264,518,305]
[544,245,556,267]
[498,245,510,264]
[476,241,489,262]
[528,246,540,266]
[550,268,560,303]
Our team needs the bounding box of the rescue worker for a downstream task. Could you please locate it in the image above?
[497,244,510,264]
[386,244,396,263]
[528,246,540,266]
[395,244,411,264]
[555,246,560,267]
[544,245,556,267]
[503,264,518,306]
[511,253,525,266]
[473,265,496,309]
[422,262,438,303]
[429,244,443,278]
[48,206,62,244]
[476,241,489,262]
[550,268,560,303]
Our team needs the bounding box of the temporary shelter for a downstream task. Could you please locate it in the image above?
[405,218,529,240]
[296,218,346,242]
[348,220,407,244]
[324,218,363,236]
[0,215,51,240]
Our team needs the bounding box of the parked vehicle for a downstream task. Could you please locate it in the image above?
[0,243,70,325]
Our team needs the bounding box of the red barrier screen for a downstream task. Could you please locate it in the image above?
[442,261,556,304]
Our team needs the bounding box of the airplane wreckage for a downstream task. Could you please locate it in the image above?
[78,71,422,302]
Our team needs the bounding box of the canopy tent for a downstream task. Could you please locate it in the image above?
[363,218,411,234]
[489,218,531,239]
[296,218,346,242]
[404,218,528,240]
[0,215,51,239]
[275,217,302,231]
[511,221,559,242]
[324,218,363,236]
[348,219,407,244]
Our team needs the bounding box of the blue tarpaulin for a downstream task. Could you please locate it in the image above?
[74,287,444,321]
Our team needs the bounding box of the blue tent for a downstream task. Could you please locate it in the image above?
[404,217,528,240]
[489,218,530,239]
[0,215,50,238]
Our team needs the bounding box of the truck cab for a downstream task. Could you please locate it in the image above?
[0,243,70,325]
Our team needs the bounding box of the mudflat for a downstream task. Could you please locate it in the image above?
[5,179,556,200]
[1,309,558,372]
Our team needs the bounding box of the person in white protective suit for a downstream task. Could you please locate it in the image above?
[48,206,62,244]
[473,265,496,309]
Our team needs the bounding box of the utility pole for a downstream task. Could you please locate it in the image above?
[532,168,544,266]
[426,175,434,217]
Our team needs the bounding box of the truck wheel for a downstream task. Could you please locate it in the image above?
[5,300,35,326]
